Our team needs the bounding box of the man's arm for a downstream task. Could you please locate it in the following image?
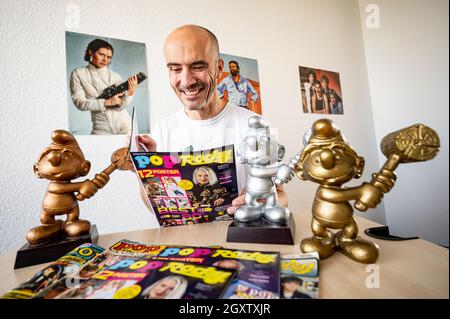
[216,77,228,99]
[247,80,259,102]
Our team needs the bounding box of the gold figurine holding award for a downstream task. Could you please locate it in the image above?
[284,119,439,263]
[26,130,133,245]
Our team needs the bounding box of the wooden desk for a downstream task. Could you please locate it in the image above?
[0,212,448,298]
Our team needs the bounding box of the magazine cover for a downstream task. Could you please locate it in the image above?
[280,252,320,299]
[130,145,238,227]
[207,248,280,299]
[110,239,281,299]
[39,257,236,299]
[35,239,234,299]
[1,243,104,299]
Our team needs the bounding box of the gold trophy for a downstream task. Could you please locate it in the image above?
[15,130,133,268]
[291,119,439,263]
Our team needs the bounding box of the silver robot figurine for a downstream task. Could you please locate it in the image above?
[235,116,296,224]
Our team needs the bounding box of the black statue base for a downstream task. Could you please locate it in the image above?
[227,213,295,245]
[14,225,99,269]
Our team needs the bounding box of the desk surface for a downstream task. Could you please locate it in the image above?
[0,212,448,298]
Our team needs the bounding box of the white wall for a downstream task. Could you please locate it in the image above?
[359,0,449,246]
[1,0,388,254]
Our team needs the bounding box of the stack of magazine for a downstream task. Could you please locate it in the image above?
[2,240,319,299]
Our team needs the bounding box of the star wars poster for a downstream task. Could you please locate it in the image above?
[299,66,344,115]
[65,31,150,135]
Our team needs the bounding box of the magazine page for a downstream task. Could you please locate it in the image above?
[280,252,320,299]
[1,243,104,299]
[131,145,238,226]
[206,248,280,299]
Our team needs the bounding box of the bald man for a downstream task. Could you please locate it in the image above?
[139,25,287,215]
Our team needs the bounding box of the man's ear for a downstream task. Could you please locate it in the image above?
[80,160,91,177]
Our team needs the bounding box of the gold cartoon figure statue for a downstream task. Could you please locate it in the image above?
[27,130,133,245]
[288,119,439,263]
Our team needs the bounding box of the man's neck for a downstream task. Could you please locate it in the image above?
[232,74,241,82]
[184,97,227,120]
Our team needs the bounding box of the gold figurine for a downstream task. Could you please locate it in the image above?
[27,130,133,245]
[292,119,439,263]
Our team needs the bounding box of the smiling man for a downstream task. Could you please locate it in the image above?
[138,24,287,215]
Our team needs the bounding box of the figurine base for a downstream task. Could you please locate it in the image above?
[14,225,98,269]
[226,213,295,245]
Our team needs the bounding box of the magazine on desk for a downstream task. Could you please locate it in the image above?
[106,239,280,299]
[1,243,104,299]
[129,109,238,227]
[280,252,320,299]
[35,239,236,299]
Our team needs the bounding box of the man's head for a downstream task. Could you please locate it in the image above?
[281,276,302,293]
[164,25,223,111]
[229,60,240,76]
[314,80,322,97]
[320,75,329,90]
[307,70,316,83]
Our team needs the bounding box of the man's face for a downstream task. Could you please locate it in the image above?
[164,31,223,111]
[321,80,329,90]
[282,281,301,293]
[229,62,239,76]
[90,47,112,68]
[330,94,336,104]
[314,84,322,96]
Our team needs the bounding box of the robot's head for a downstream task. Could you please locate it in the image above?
[238,116,285,166]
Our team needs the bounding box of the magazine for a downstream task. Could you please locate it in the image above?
[37,247,237,299]
[130,145,238,227]
[107,239,280,299]
[1,243,104,299]
[280,252,320,299]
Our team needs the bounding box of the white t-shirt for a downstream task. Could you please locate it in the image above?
[151,102,259,192]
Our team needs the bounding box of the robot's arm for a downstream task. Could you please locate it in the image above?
[274,153,301,185]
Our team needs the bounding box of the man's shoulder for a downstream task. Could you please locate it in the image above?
[227,102,262,119]
[153,109,184,129]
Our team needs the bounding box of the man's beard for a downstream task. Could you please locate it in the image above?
[180,71,216,111]
[230,70,239,76]
[177,83,213,111]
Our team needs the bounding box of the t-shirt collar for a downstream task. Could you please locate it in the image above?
[180,102,233,126]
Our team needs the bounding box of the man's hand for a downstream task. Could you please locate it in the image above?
[138,135,157,152]
[104,93,124,107]
[226,185,289,215]
[226,191,245,215]
[276,184,288,208]
[127,75,138,96]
